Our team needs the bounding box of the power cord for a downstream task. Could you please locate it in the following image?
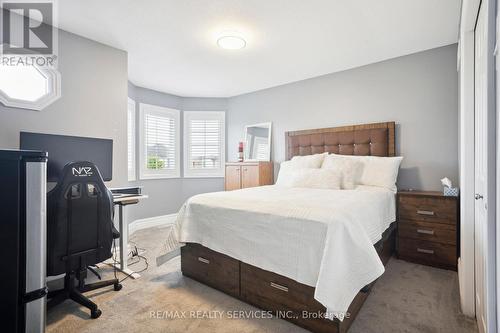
[107,239,149,283]
[129,240,146,254]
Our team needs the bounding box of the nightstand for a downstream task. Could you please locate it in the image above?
[397,191,458,270]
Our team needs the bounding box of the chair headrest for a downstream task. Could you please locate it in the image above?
[60,161,106,184]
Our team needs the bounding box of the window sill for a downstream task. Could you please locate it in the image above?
[183,174,225,179]
[139,173,181,180]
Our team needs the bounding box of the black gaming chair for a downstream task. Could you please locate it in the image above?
[46,161,122,319]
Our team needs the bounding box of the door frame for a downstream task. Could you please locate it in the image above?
[475,2,497,332]
[459,0,480,318]
[459,0,498,331]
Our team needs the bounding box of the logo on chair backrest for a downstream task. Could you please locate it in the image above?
[72,166,93,177]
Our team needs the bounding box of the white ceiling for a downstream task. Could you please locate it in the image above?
[58,0,460,98]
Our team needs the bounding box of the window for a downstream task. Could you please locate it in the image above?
[0,64,61,110]
[127,98,136,181]
[139,103,180,179]
[184,111,225,178]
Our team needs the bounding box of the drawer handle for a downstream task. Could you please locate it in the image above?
[417,210,435,216]
[270,282,288,292]
[417,229,434,235]
[417,248,434,254]
[197,257,210,264]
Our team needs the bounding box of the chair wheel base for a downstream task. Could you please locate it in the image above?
[114,283,122,291]
[91,309,102,319]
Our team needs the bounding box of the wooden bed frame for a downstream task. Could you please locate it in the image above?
[181,121,396,333]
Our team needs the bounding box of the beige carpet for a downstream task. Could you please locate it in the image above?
[47,226,478,333]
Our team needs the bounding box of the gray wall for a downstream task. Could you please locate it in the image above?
[0,29,128,188]
[127,83,227,222]
[227,44,459,191]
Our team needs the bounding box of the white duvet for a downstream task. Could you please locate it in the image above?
[158,185,396,320]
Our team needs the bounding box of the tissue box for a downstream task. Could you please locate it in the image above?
[443,187,459,197]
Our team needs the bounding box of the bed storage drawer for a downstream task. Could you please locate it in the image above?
[398,195,457,225]
[181,243,240,297]
[241,262,323,313]
[397,238,456,270]
[240,262,366,333]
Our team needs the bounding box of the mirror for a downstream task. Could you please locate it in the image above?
[244,122,272,161]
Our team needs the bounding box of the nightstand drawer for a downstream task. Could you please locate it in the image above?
[399,196,457,225]
[398,237,456,269]
[398,220,456,245]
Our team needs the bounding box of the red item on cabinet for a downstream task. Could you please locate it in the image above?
[238,142,244,162]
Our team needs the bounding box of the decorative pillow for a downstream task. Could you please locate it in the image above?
[276,153,328,186]
[325,154,403,191]
[275,160,295,187]
[287,168,342,189]
[290,152,328,168]
[321,154,363,189]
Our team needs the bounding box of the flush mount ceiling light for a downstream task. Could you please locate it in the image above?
[217,34,246,50]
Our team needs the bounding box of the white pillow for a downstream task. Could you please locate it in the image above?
[323,154,403,192]
[360,155,403,191]
[321,154,363,189]
[287,168,342,189]
[290,152,328,168]
[276,153,328,186]
[275,160,295,186]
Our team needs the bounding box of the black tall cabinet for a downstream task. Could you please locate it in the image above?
[0,150,47,333]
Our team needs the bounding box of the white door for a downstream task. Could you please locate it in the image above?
[474,2,496,332]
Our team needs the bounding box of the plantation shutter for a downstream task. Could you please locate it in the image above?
[127,98,136,181]
[139,104,180,179]
[184,111,225,177]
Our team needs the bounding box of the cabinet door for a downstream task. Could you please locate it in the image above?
[241,165,260,189]
[225,166,241,191]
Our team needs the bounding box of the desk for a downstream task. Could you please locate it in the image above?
[113,194,148,279]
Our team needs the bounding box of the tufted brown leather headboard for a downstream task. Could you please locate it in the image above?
[285,121,395,160]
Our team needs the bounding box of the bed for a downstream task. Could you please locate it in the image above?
[162,121,397,333]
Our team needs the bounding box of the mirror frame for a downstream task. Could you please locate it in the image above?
[244,122,272,162]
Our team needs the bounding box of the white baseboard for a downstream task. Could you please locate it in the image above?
[129,213,176,235]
